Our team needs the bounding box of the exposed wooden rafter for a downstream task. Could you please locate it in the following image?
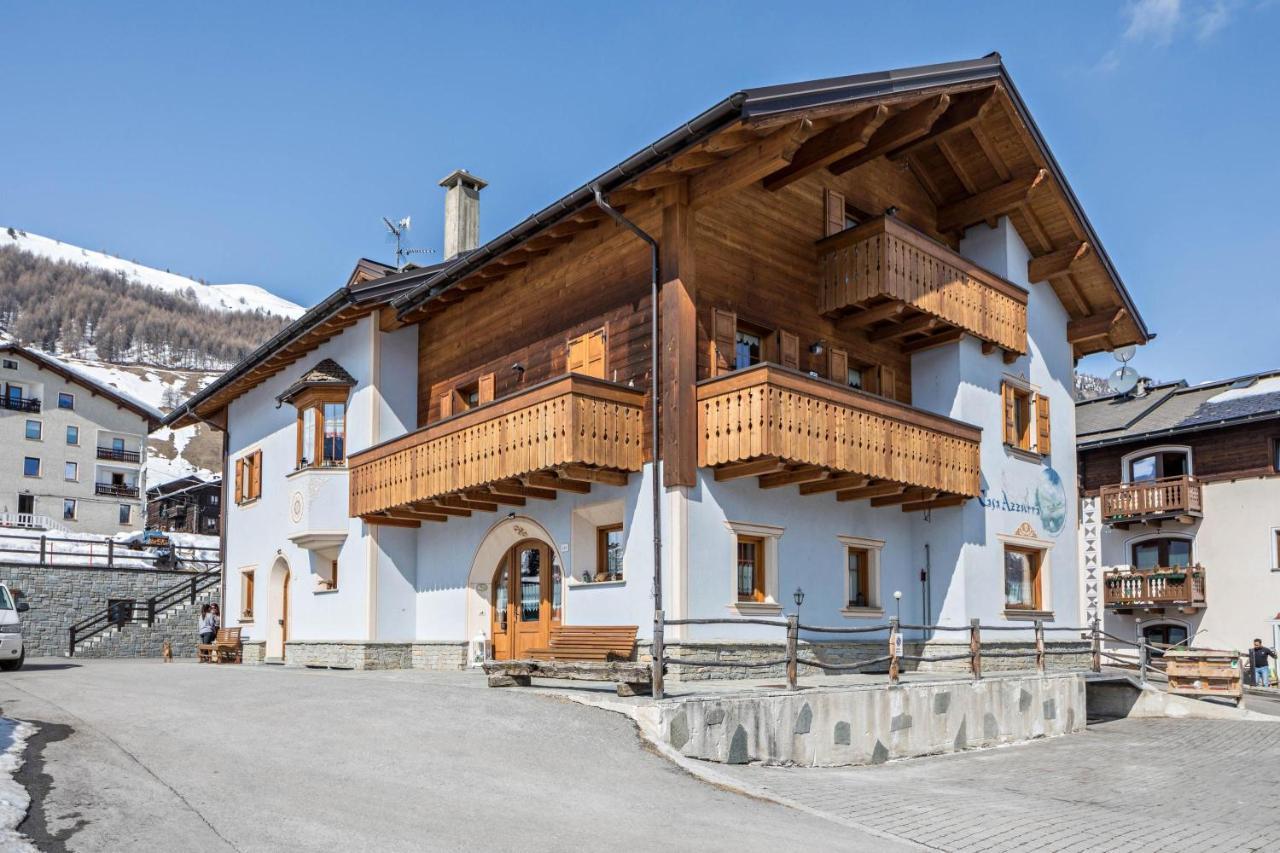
[826,94,952,175]
[1068,307,1128,344]
[936,169,1049,235]
[885,87,997,161]
[690,119,815,208]
[1028,241,1092,282]
[761,106,889,191]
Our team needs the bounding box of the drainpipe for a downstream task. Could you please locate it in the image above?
[591,186,662,615]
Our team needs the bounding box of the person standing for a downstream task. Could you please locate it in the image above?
[1249,639,1276,687]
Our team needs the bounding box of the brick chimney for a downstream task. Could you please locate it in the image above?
[439,169,487,260]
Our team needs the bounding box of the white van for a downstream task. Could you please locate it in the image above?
[0,583,28,671]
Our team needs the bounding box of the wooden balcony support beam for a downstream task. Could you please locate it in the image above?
[438,495,498,513]
[411,501,471,518]
[384,509,448,523]
[757,465,829,489]
[526,472,591,494]
[900,328,965,354]
[871,488,938,508]
[713,457,785,481]
[465,489,526,507]
[901,494,967,512]
[559,465,630,487]
[837,482,907,503]
[869,313,940,342]
[490,479,558,501]
[797,474,871,495]
[841,302,907,328]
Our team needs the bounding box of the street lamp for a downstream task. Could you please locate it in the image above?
[893,589,902,623]
[793,586,805,622]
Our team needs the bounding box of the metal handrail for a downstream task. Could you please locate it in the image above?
[69,568,220,656]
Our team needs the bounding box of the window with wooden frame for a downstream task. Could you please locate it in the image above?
[234,450,262,505]
[241,570,255,620]
[292,389,348,469]
[440,372,495,418]
[823,189,871,237]
[567,328,606,379]
[847,548,871,607]
[594,523,624,582]
[711,308,801,375]
[736,535,766,603]
[1003,544,1043,610]
[1001,381,1050,455]
[1131,537,1192,570]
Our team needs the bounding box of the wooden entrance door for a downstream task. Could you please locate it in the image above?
[490,540,561,660]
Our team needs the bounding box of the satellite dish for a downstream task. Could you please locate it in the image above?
[1108,366,1140,395]
[1113,345,1137,364]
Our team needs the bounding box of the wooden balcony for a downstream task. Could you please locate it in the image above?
[1103,566,1206,610]
[1099,476,1202,526]
[817,216,1028,358]
[698,364,981,509]
[349,374,645,525]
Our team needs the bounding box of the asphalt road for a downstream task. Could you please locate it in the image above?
[0,659,907,853]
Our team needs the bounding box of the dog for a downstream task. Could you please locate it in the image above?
[162,639,173,662]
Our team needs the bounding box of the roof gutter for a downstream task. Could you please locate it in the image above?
[392,92,747,316]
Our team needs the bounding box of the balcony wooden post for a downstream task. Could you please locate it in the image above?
[969,618,982,680]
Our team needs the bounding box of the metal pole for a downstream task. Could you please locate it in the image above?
[786,613,799,691]
[651,609,665,699]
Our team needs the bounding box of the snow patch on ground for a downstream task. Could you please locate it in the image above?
[1,228,304,319]
[0,718,37,852]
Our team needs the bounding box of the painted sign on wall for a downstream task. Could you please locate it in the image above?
[978,467,1067,537]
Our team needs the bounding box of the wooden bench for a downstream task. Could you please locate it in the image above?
[483,659,653,697]
[526,625,638,662]
[197,627,242,664]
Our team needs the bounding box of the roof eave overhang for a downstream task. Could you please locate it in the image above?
[1078,410,1280,451]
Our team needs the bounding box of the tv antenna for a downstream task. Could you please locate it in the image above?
[382,216,436,270]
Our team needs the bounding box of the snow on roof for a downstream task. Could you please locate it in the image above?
[0,338,163,421]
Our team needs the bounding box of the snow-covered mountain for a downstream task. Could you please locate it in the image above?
[1,227,304,319]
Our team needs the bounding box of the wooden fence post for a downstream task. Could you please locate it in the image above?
[1138,639,1149,686]
[1034,619,1045,675]
[969,618,982,680]
[39,535,47,567]
[107,539,114,569]
[785,614,799,691]
[888,617,900,684]
[1091,618,1102,673]
[651,609,665,699]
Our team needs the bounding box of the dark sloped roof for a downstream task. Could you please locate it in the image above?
[0,341,162,427]
[276,358,356,404]
[1077,371,1280,448]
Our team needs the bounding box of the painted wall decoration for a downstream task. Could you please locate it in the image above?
[978,466,1067,538]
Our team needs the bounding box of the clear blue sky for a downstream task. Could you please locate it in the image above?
[3,1,1277,384]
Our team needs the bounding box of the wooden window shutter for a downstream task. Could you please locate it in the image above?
[824,189,846,237]
[439,389,453,419]
[779,330,800,370]
[478,373,495,405]
[1036,393,1052,455]
[877,365,896,401]
[250,450,262,499]
[827,348,848,384]
[711,308,737,376]
[234,458,244,505]
[585,328,605,378]
[1001,382,1016,445]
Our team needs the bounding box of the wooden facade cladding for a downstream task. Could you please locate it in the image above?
[1103,566,1206,610]
[697,363,981,500]
[1098,475,1203,525]
[348,375,645,521]
[816,215,1028,355]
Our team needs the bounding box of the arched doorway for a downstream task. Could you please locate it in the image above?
[267,557,291,660]
[490,539,562,660]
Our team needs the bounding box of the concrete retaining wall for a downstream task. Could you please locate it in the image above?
[0,562,213,656]
[641,672,1086,767]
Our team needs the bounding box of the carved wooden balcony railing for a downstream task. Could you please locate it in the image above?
[349,374,645,525]
[698,364,981,507]
[817,216,1028,356]
[1099,476,1202,524]
[1103,566,1206,609]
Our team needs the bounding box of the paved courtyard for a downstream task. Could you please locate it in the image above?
[1,660,1278,852]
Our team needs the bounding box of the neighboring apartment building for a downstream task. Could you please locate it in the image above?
[166,55,1150,668]
[0,342,160,535]
[145,474,222,536]
[1078,371,1280,654]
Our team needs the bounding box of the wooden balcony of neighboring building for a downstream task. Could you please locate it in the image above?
[349,374,646,525]
[1098,476,1203,527]
[1103,566,1206,612]
[698,363,981,509]
[817,215,1028,360]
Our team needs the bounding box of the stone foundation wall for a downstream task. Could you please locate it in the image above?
[411,642,468,671]
[640,640,1091,682]
[242,641,265,665]
[0,562,216,656]
[284,641,414,670]
[645,672,1087,766]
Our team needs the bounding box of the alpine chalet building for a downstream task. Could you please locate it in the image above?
[166,56,1151,669]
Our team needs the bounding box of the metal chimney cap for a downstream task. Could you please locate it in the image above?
[439,169,488,191]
